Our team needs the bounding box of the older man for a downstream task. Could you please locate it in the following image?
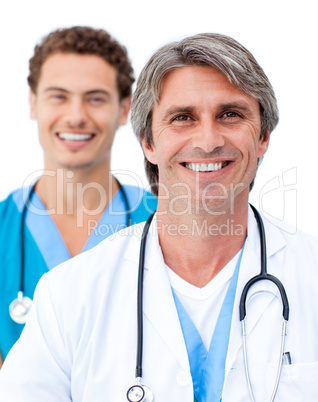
[0,33,317,401]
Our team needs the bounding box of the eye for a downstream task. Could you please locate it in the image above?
[51,94,66,102]
[172,115,192,123]
[221,111,241,119]
[91,97,103,104]
[88,96,107,105]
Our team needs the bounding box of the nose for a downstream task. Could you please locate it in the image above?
[192,119,225,153]
[64,99,89,128]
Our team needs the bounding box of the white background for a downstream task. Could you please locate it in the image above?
[0,0,317,235]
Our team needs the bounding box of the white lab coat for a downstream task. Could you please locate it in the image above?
[0,208,318,401]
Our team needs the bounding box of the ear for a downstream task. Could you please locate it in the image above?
[257,130,270,158]
[118,96,131,125]
[141,136,158,165]
[29,91,37,120]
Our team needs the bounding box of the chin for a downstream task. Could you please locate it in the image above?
[57,160,96,171]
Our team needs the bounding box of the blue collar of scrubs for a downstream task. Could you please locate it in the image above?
[172,241,246,402]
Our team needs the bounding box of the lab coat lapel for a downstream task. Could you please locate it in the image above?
[124,218,190,371]
[142,221,190,372]
[225,208,287,374]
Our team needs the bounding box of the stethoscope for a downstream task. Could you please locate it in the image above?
[9,178,132,325]
[127,205,289,402]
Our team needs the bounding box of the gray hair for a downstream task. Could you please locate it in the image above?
[131,33,279,195]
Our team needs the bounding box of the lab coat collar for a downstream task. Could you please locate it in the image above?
[246,205,287,260]
[123,215,160,269]
[124,207,287,275]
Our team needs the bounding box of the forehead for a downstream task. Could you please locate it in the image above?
[37,52,119,94]
[155,66,259,112]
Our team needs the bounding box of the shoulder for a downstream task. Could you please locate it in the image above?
[0,188,19,209]
[280,226,318,262]
[44,221,145,288]
[32,222,146,333]
[249,208,318,271]
[265,215,318,253]
[0,188,22,223]
[122,184,157,224]
[264,216,318,278]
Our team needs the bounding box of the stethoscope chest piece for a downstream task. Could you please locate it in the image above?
[9,291,32,324]
[127,384,153,402]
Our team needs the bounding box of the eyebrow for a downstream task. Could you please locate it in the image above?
[85,89,112,97]
[44,87,112,97]
[163,106,194,119]
[162,101,255,119]
[216,102,252,112]
[45,87,68,93]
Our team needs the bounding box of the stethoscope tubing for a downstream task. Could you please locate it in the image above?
[136,212,155,378]
[239,205,289,402]
[19,181,37,295]
[239,205,289,321]
[115,179,132,228]
[132,206,290,401]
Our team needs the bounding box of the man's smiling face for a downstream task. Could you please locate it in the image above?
[30,52,130,171]
[142,65,269,214]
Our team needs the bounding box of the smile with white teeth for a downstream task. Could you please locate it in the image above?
[184,162,227,172]
[57,133,94,141]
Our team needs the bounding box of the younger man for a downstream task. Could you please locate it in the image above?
[0,26,156,363]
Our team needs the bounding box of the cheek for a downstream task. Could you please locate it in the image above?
[36,105,59,127]
[94,108,120,131]
[236,126,264,158]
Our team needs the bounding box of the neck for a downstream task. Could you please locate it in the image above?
[36,160,117,214]
[34,161,119,257]
[156,197,249,288]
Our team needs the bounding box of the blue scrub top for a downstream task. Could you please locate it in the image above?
[0,185,157,359]
[173,243,245,401]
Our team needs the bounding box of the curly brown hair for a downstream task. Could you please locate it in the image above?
[28,26,134,99]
